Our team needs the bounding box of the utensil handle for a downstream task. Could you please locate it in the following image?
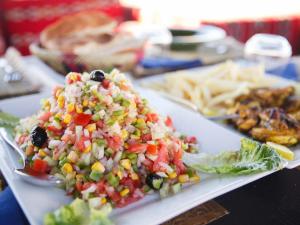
[0,128,26,166]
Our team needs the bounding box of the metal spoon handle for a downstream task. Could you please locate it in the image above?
[0,128,26,167]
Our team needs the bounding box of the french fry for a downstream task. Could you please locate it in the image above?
[143,61,277,116]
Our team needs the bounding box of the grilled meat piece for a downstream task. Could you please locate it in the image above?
[236,86,295,107]
[250,108,300,145]
[230,86,300,146]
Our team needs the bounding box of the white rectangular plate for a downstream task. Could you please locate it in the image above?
[137,66,300,169]
[0,86,285,225]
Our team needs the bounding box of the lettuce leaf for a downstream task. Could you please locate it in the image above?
[44,198,113,225]
[0,111,19,136]
[183,138,285,175]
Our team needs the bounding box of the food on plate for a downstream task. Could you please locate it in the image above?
[44,198,113,225]
[30,11,145,73]
[0,69,286,224]
[40,12,117,53]
[15,69,199,209]
[229,86,300,146]
[0,111,19,135]
[266,142,294,161]
[143,61,277,116]
[183,138,284,175]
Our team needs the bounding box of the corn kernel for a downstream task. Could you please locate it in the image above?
[91,162,105,173]
[190,175,200,183]
[168,172,177,179]
[121,129,128,140]
[38,149,47,157]
[120,188,130,197]
[55,88,62,98]
[178,174,189,183]
[101,197,107,204]
[89,101,96,107]
[63,114,72,124]
[67,103,75,112]
[84,145,92,153]
[69,72,80,82]
[83,99,88,107]
[62,163,73,174]
[120,159,131,170]
[131,173,139,180]
[117,170,123,179]
[75,105,83,113]
[57,95,65,108]
[42,99,50,108]
[86,123,96,132]
[67,151,78,163]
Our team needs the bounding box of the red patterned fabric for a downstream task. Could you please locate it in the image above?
[202,17,300,55]
[1,0,136,55]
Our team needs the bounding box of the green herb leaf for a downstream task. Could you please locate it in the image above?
[183,138,285,175]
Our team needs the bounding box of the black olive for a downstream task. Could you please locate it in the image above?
[146,173,164,190]
[30,126,47,148]
[90,70,105,82]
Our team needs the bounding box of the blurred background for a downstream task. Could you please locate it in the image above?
[0,0,300,79]
[1,0,300,54]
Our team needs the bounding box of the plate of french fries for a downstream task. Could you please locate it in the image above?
[139,60,300,169]
[140,60,296,116]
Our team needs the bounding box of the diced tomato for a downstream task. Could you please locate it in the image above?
[32,159,48,173]
[75,182,83,191]
[47,126,63,136]
[116,195,142,208]
[173,148,186,173]
[106,136,122,150]
[108,191,121,203]
[146,144,157,155]
[165,116,174,129]
[102,79,111,89]
[186,136,197,144]
[120,178,141,193]
[146,113,159,123]
[127,143,148,153]
[96,180,106,194]
[39,112,52,122]
[73,113,91,126]
[81,182,94,191]
[96,120,104,128]
[153,142,169,172]
[142,158,154,171]
[75,136,90,152]
[141,133,152,142]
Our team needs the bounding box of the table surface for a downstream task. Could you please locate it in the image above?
[213,168,300,225]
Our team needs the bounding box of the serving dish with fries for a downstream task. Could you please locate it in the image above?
[140,60,300,169]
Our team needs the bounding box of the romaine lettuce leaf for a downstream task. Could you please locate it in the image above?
[183,138,285,175]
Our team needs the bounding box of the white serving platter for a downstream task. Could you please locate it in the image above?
[137,66,300,169]
[0,57,290,225]
[0,85,287,225]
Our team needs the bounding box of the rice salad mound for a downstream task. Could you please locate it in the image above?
[15,69,199,208]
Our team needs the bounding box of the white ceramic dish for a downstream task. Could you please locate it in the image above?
[137,66,300,169]
[0,86,286,225]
